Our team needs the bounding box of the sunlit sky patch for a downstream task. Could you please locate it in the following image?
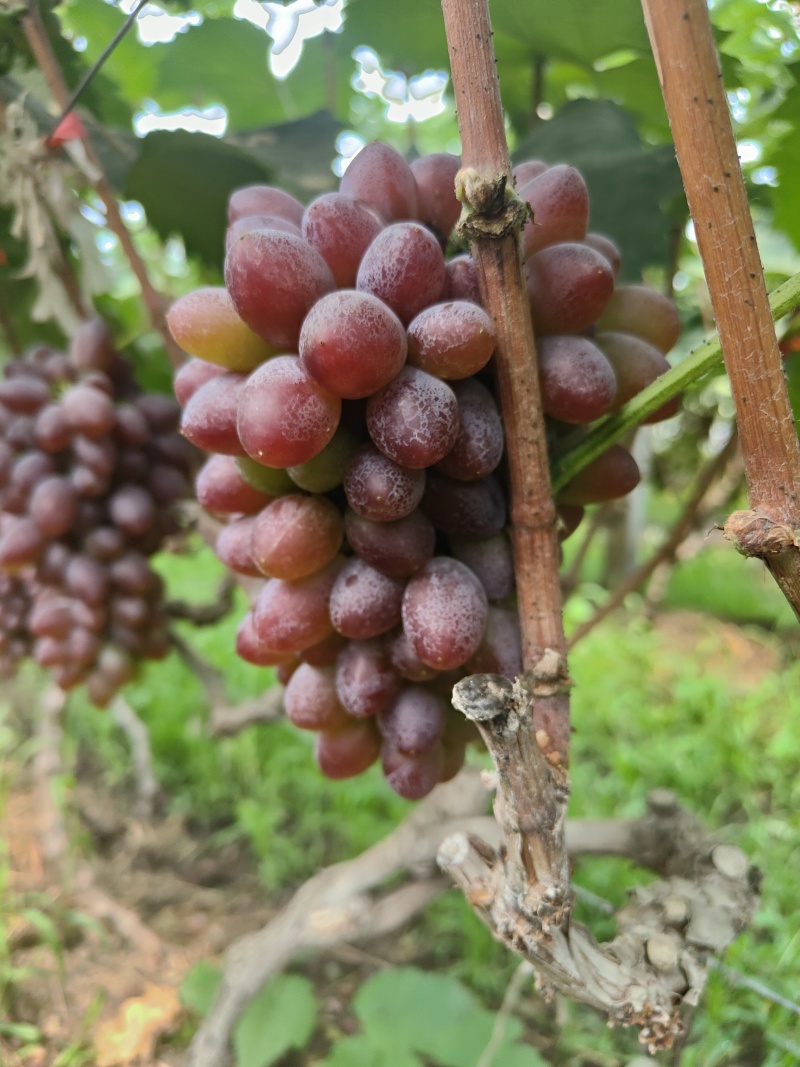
[124,0,448,137]
[233,0,344,78]
[352,47,448,125]
[119,0,201,44]
[134,102,228,137]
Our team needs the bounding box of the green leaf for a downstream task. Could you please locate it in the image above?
[225,111,342,201]
[233,974,317,1067]
[323,1035,423,1067]
[785,352,800,435]
[61,0,157,108]
[124,131,274,265]
[494,0,649,67]
[353,968,478,1053]
[340,0,648,73]
[335,0,661,135]
[764,84,800,254]
[514,99,684,278]
[352,967,544,1067]
[154,19,353,129]
[180,960,222,1017]
[154,19,276,130]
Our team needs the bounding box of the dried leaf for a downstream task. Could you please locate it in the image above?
[94,983,182,1067]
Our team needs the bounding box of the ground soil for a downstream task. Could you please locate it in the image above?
[0,610,783,1067]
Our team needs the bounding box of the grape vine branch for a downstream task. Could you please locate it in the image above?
[642,0,800,621]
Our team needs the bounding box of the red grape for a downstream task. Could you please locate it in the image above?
[225,230,335,348]
[329,557,405,639]
[356,222,446,325]
[237,356,341,469]
[250,494,343,580]
[410,152,461,242]
[366,367,459,469]
[340,141,418,223]
[527,243,615,335]
[344,444,425,522]
[302,193,384,287]
[407,301,495,380]
[402,556,487,670]
[300,290,407,399]
[228,184,304,226]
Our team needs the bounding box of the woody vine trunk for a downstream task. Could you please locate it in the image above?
[440,0,572,915]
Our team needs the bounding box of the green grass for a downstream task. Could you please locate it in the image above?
[59,538,800,1064]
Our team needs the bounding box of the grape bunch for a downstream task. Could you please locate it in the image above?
[0,320,195,705]
[168,141,681,800]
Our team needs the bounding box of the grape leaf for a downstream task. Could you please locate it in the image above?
[154,19,353,130]
[225,110,342,201]
[232,974,317,1067]
[340,0,648,71]
[124,130,274,265]
[154,19,279,130]
[764,84,800,255]
[323,1035,423,1067]
[352,967,546,1067]
[179,960,222,1017]
[336,0,658,135]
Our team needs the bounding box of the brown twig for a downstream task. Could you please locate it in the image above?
[562,503,611,595]
[170,630,228,708]
[21,0,184,368]
[444,0,569,761]
[110,696,160,818]
[207,687,284,737]
[642,0,800,620]
[568,429,740,647]
[166,574,237,626]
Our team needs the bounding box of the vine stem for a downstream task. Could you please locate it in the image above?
[21,0,184,368]
[441,0,569,764]
[641,0,800,620]
[439,0,571,947]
